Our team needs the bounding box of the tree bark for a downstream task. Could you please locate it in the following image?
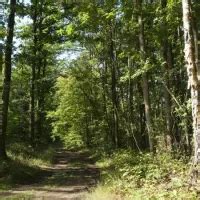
[137,0,153,151]
[161,0,173,151]
[0,0,16,159]
[109,25,119,148]
[101,61,112,144]
[0,47,5,159]
[182,0,199,167]
[30,0,38,146]
[36,0,45,141]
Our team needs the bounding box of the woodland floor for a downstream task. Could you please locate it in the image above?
[0,149,100,200]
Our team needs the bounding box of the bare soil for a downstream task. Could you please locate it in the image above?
[0,149,100,200]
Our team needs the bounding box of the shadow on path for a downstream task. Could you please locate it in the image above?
[0,149,100,200]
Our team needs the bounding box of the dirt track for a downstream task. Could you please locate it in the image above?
[0,149,100,200]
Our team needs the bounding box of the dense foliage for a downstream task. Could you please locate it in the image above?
[0,0,200,198]
[49,0,190,153]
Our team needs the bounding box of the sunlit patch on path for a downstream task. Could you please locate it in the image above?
[0,149,100,200]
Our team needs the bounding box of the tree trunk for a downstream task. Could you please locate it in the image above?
[182,0,200,168]
[0,0,16,159]
[30,0,38,146]
[161,0,173,151]
[137,1,153,151]
[0,48,5,159]
[36,0,45,141]
[101,61,112,144]
[128,57,141,151]
[163,45,173,150]
[109,26,119,148]
[36,56,46,141]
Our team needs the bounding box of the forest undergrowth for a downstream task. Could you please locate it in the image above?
[0,143,199,200]
[0,142,55,191]
[87,150,198,200]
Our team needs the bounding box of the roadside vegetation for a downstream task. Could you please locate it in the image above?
[0,143,55,191]
[0,143,198,199]
[87,151,196,200]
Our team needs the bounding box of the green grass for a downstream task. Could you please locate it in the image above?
[86,185,122,200]
[87,150,198,200]
[0,142,55,191]
[0,144,198,199]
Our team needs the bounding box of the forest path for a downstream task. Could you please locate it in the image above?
[0,149,100,200]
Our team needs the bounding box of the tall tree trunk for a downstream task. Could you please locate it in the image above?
[128,57,141,151]
[0,0,16,159]
[101,61,112,144]
[36,56,46,140]
[161,0,173,151]
[182,0,200,169]
[30,59,36,146]
[36,0,44,141]
[163,44,173,150]
[0,47,5,159]
[30,0,38,146]
[110,26,119,148]
[137,0,153,151]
